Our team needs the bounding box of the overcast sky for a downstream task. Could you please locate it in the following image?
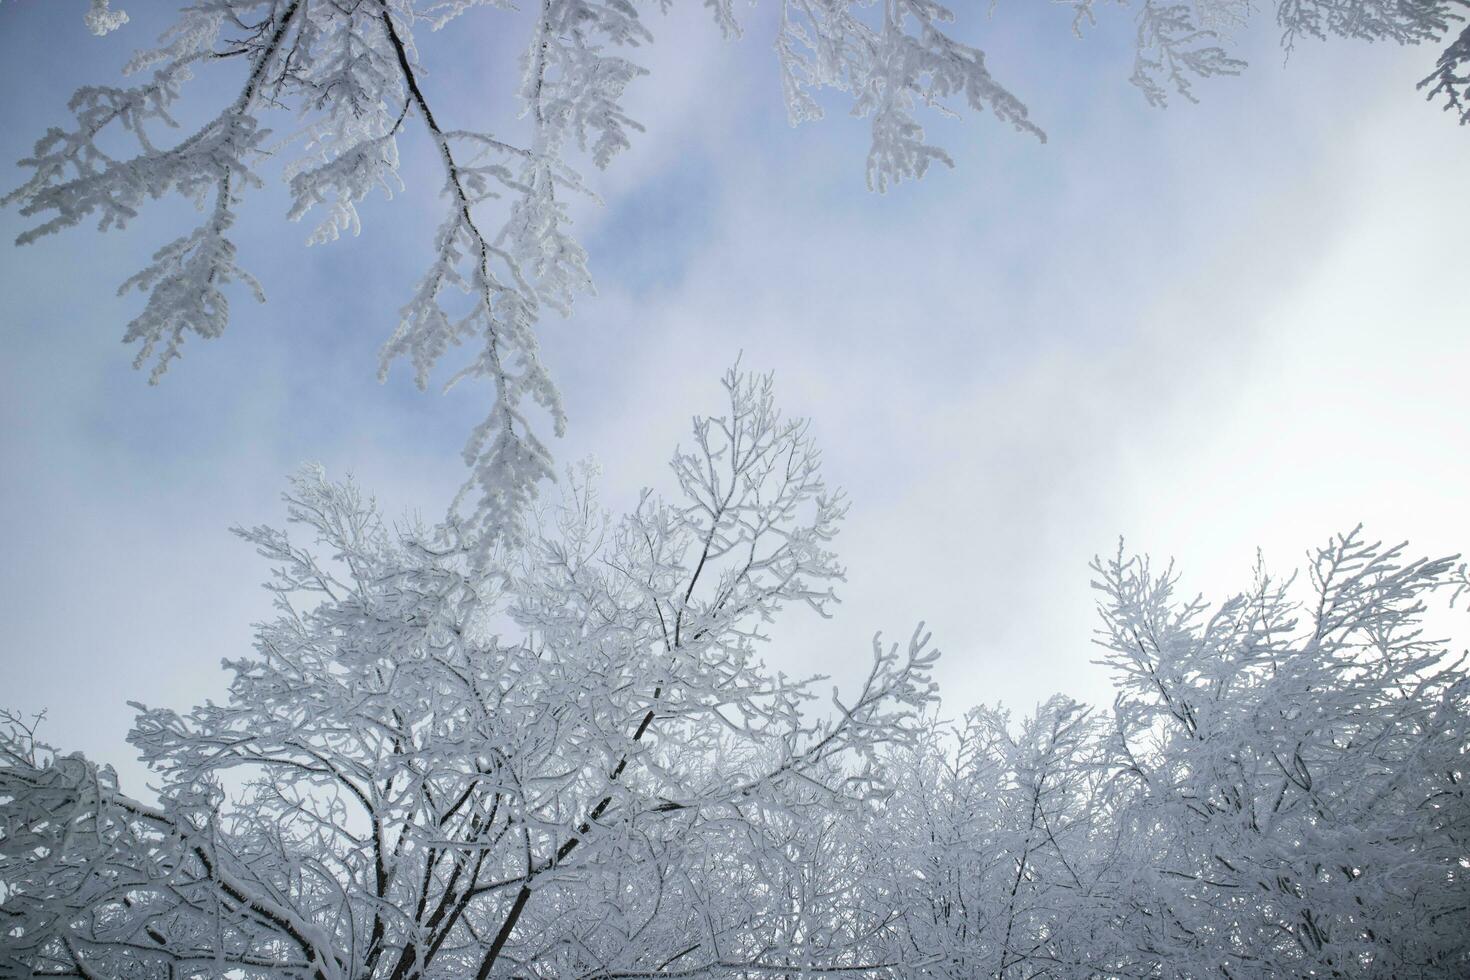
[2,1,1466,788]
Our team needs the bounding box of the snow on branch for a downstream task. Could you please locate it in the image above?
[22,0,1462,542]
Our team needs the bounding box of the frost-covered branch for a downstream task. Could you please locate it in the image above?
[18,0,1466,543]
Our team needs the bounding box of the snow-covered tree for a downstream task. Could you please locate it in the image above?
[872,699,1125,977]
[849,532,1469,978]
[6,499,1469,975]
[1091,532,1470,976]
[4,364,1467,975]
[0,367,939,979]
[7,0,1468,538]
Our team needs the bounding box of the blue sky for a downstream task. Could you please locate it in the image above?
[2,1,1467,788]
